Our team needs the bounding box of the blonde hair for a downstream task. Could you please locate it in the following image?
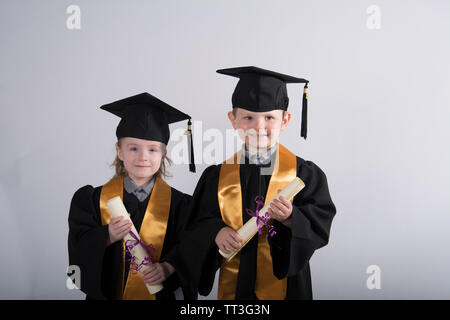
[111,139,173,179]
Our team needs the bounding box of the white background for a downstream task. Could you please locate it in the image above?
[1,0,449,299]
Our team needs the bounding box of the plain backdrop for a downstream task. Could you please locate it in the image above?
[1,0,449,299]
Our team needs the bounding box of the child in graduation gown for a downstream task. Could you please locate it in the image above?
[175,67,336,300]
[68,92,196,300]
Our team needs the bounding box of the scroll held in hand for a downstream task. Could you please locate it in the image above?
[106,196,163,294]
[219,177,305,262]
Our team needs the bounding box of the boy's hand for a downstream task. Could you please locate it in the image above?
[107,216,132,246]
[215,227,244,254]
[142,262,174,285]
[268,190,293,225]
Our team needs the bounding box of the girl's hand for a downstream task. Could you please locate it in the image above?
[215,227,243,254]
[142,262,174,285]
[268,191,293,227]
[107,216,132,246]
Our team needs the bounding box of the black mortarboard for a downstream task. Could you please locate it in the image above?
[100,92,195,172]
[216,66,310,139]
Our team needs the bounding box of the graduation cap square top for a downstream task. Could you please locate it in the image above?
[217,66,310,139]
[100,92,195,172]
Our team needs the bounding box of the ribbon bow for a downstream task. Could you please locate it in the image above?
[125,230,156,274]
[245,196,277,238]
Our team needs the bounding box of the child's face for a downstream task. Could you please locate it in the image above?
[116,137,164,185]
[228,108,291,152]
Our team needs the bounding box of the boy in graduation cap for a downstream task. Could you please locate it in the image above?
[176,66,336,300]
[68,92,196,300]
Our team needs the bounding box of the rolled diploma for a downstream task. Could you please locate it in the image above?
[219,177,305,262]
[106,196,163,295]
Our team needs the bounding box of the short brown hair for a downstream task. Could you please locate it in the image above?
[232,108,287,117]
[111,139,173,179]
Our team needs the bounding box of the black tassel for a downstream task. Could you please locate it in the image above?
[301,82,308,139]
[187,119,196,172]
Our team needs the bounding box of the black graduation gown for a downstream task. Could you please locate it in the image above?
[67,180,193,300]
[174,154,336,300]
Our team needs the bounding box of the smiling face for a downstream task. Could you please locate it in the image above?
[116,137,164,186]
[228,108,291,153]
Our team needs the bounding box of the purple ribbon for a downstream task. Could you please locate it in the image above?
[245,196,277,238]
[124,230,155,274]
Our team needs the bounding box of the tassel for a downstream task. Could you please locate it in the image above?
[301,82,308,139]
[187,119,196,172]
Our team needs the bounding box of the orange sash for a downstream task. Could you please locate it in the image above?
[217,144,297,300]
[99,175,171,300]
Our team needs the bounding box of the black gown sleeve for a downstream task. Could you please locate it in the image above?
[159,190,194,298]
[172,165,227,298]
[67,185,109,300]
[270,158,336,279]
[161,191,192,265]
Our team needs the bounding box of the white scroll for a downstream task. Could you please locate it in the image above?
[219,177,305,262]
[106,196,163,294]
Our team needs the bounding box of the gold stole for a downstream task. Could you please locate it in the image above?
[217,144,297,300]
[99,175,171,300]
